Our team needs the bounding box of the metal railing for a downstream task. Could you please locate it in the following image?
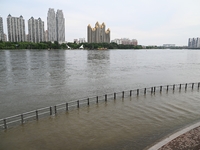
[0,82,199,130]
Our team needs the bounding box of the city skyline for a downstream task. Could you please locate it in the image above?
[1,0,200,45]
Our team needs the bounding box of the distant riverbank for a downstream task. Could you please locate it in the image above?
[0,41,144,50]
[0,41,191,50]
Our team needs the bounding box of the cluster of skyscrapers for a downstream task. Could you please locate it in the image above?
[0,8,65,43]
[188,38,200,48]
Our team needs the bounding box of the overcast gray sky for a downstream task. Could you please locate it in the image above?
[1,0,200,46]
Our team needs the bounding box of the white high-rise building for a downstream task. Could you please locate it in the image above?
[7,14,26,42]
[45,30,48,42]
[56,9,65,43]
[188,38,200,48]
[4,34,7,41]
[0,17,4,41]
[38,18,45,42]
[47,8,65,43]
[47,8,56,42]
[28,17,45,43]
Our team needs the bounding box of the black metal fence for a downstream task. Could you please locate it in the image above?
[0,82,199,130]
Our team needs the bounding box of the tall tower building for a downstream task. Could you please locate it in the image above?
[7,14,26,42]
[47,8,65,43]
[56,9,65,43]
[4,34,7,41]
[47,8,56,42]
[28,17,45,43]
[28,17,35,42]
[45,30,48,42]
[0,17,4,41]
[87,22,110,43]
[188,38,200,48]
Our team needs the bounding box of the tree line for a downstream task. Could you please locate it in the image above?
[0,41,144,50]
[0,41,67,49]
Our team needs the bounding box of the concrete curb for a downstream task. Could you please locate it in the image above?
[148,121,200,150]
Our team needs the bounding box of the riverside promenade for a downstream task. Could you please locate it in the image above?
[148,122,200,150]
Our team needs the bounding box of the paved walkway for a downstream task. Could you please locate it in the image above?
[148,122,200,150]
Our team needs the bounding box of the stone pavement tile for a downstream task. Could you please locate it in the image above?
[159,126,200,150]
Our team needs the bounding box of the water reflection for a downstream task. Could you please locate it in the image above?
[87,50,110,60]
[4,51,13,85]
[86,50,111,94]
[25,50,31,71]
[87,50,110,76]
[1,49,200,118]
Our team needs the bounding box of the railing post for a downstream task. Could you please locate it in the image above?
[50,106,52,115]
[114,93,116,100]
[122,91,124,98]
[87,98,89,105]
[36,110,38,120]
[54,106,57,114]
[96,96,98,103]
[185,83,187,91]
[160,86,162,92]
[77,100,79,108]
[21,114,24,124]
[66,103,68,111]
[137,89,139,96]
[4,119,7,129]
[130,90,132,96]
[167,85,169,92]
[151,87,153,94]
[144,88,146,95]
[105,94,107,101]
[173,84,175,91]
[192,83,194,90]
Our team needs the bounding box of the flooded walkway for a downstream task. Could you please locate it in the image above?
[1,89,200,150]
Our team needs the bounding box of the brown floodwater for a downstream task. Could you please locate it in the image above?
[1,49,200,149]
[1,89,200,150]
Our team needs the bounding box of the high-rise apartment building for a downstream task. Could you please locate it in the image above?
[47,8,56,42]
[47,8,65,43]
[0,17,4,41]
[7,14,26,42]
[56,10,65,43]
[188,38,200,48]
[87,22,110,43]
[4,34,7,41]
[45,30,48,42]
[28,17,45,43]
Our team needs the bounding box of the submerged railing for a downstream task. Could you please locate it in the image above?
[0,82,199,130]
